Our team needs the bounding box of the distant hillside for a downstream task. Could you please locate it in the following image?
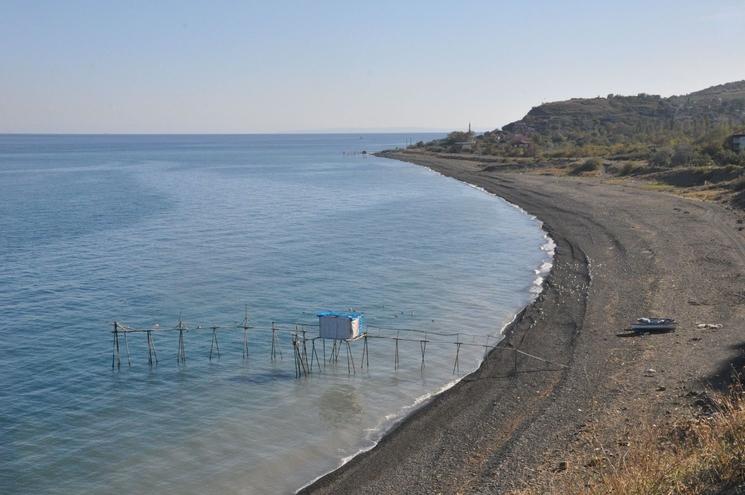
[502,80,745,146]
[404,81,745,206]
[412,81,745,172]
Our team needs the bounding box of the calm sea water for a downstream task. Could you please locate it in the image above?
[0,134,552,494]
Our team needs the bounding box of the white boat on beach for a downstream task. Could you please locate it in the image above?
[630,317,677,332]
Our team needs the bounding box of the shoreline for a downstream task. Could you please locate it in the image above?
[302,150,745,493]
[297,183,559,493]
[301,152,591,494]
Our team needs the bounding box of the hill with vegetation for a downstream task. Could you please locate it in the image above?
[504,80,745,147]
[419,80,745,159]
[409,81,745,206]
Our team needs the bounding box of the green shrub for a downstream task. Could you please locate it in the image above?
[618,162,638,176]
[571,158,602,175]
[650,149,673,167]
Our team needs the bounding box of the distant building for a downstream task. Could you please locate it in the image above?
[728,133,745,153]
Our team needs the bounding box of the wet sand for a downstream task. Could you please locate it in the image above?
[301,150,745,494]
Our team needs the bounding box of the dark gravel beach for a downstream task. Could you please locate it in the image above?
[301,151,745,494]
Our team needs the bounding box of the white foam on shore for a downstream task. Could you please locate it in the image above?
[442,172,556,302]
[297,160,557,494]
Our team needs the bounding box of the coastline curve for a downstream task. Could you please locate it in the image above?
[299,151,590,494]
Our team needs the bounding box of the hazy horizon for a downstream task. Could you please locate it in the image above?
[1,0,744,134]
[0,129,452,135]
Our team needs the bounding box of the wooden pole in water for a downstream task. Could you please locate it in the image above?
[209,326,221,360]
[329,340,338,365]
[112,321,120,370]
[271,322,282,361]
[292,333,309,378]
[452,333,461,374]
[453,342,462,374]
[147,330,158,366]
[300,326,308,366]
[300,337,309,377]
[292,335,299,378]
[124,331,132,367]
[394,337,400,371]
[345,340,355,374]
[242,306,250,360]
[310,339,321,372]
[361,334,369,369]
[345,341,350,373]
[176,318,186,365]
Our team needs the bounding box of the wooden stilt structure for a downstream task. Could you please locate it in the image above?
[107,308,570,379]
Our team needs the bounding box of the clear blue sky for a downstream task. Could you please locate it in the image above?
[1,0,744,133]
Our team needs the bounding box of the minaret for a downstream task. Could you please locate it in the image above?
[468,122,471,134]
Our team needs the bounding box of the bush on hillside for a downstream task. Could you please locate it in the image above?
[571,158,602,175]
[649,149,673,167]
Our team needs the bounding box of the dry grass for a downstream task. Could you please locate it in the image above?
[639,182,677,192]
[513,383,745,495]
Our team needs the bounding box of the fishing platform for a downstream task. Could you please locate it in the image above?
[110,307,566,377]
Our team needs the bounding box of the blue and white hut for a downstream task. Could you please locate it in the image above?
[317,311,363,340]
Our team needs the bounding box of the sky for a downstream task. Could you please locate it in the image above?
[1,0,744,134]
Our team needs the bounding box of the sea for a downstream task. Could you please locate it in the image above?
[0,134,553,494]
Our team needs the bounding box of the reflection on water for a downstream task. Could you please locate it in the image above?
[318,385,364,426]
